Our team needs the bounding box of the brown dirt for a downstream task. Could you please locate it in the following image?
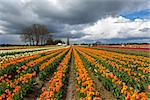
[66,56,77,100]
[86,67,116,100]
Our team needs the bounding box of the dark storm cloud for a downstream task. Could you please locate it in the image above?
[52,32,89,39]
[0,0,149,44]
[0,34,24,44]
[31,0,123,24]
[31,0,149,24]
[80,37,150,44]
[139,28,150,32]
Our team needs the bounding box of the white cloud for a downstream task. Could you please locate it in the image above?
[81,16,150,41]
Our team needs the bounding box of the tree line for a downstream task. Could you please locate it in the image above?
[21,24,64,46]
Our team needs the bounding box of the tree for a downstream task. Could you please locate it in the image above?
[54,40,65,44]
[67,37,70,45]
[21,24,49,45]
[46,38,65,45]
[46,37,54,45]
[20,27,35,45]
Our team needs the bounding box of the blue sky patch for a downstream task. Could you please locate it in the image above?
[122,9,150,20]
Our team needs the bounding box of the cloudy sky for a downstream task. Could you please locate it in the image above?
[0,0,150,44]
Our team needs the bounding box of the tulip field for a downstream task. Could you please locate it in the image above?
[92,45,150,57]
[0,46,149,100]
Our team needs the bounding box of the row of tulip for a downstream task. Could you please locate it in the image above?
[38,47,72,100]
[81,47,150,86]
[90,47,149,67]
[13,49,69,100]
[0,46,56,55]
[1,48,66,83]
[0,46,27,50]
[0,48,69,99]
[0,71,37,100]
[80,47,149,79]
[73,48,101,100]
[92,46,150,57]
[38,49,69,79]
[75,46,149,100]
[0,46,148,99]
[0,48,63,77]
[0,49,57,69]
[0,46,49,50]
[0,48,63,84]
[0,48,55,66]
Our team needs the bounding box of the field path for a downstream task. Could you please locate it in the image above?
[87,67,116,100]
[66,55,77,100]
[78,50,117,100]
